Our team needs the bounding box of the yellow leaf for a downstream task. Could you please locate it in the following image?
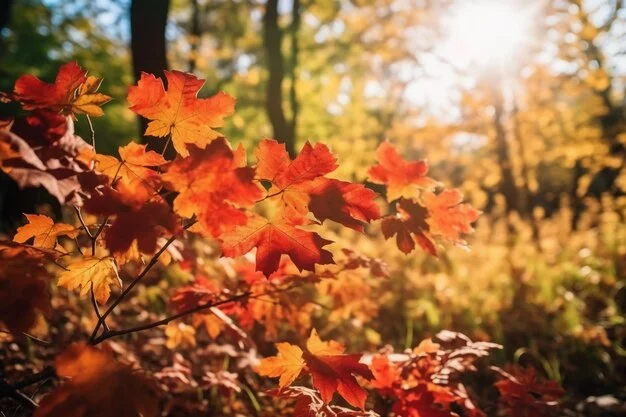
[58,257,121,304]
[307,328,345,356]
[256,343,305,388]
[165,322,196,349]
[13,214,77,249]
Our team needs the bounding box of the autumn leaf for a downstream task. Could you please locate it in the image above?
[165,322,197,349]
[493,366,564,417]
[58,257,121,304]
[95,142,167,203]
[0,244,53,335]
[0,119,98,204]
[307,178,380,232]
[13,214,78,249]
[423,189,481,244]
[34,343,159,417]
[381,198,437,255]
[304,329,374,409]
[220,214,334,277]
[369,355,401,390]
[83,186,180,259]
[127,71,235,156]
[162,138,262,237]
[14,62,111,118]
[259,329,373,409]
[257,343,306,388]
[255,139,338,216]
[368,141,438,201]
[274,387,380,417]
[170,276,220,312]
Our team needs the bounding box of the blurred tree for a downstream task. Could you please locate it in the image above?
[263,0,297,157]
[131,0,172,158]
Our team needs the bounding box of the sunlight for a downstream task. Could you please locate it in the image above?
[444,1,533,68]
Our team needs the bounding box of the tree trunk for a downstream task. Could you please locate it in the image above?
[491,82,519,213]
[187,0,201,73]
[130,0,174,159]
[263,0,296,157]
[0,0,12,33]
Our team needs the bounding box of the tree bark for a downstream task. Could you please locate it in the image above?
[491,82,519,213]
[130,0,174,159]
[187,0,201,73]
[0,0,12,33]
[263,0,296,157]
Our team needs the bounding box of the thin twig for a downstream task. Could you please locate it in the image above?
[11,367,56,391]
[91,216,109,256]
[90,283,109,332]
[91,291,252,345]
[86,114,96,151]
[21,333,51,346]
[0,379,37,411]
[89,219,197,343]
[73,206,94,239]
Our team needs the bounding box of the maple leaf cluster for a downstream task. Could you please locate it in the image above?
[492,365,565,417]
[369,331,501,417]
[369,142,481,255]
[0,63,490,417]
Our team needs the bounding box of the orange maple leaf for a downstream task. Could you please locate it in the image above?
[14,62,111,118]
[127,71,235,156]
[368,141,438,201]
[162,138,263,237]
[220,214,334,277]
[423,189,481,244]
[255,139,337,216]
[95,142,167,203]
[34,343,159,417]
[13,214,78,249]
[255,139,379,230]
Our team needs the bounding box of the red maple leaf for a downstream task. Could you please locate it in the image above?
[423,189,481,244]
[381,198,437,255]
[493,366,564,417]
[220,214,334,277]
[127,71,235,156]
[14,62,111,118]
[83,186,180,257]
[307,178,380,232]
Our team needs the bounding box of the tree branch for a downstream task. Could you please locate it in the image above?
[89,219,197,343]
[91,291,252,345]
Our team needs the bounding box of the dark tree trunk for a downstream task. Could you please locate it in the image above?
[263,0,296,157]
[0,0,12,32]
[187,0,201,73]
[491,82,519,214]
[130,0,174,159]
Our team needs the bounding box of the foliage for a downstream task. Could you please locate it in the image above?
[0,63,574,417]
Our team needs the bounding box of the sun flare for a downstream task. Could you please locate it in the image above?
[444,1,534,68]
